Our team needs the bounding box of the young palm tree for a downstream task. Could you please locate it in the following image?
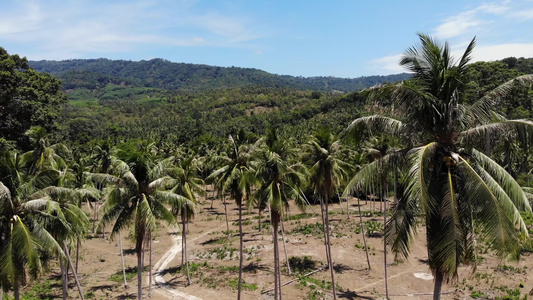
[345,34,533,300]
[208,133,254,300]
[305,128,351,300]
[253,131,307,300]
[95,145,177,300]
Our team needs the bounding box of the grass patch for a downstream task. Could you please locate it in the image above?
[108,266,148,282]
[228,277,258,291]
[290,222,323,237]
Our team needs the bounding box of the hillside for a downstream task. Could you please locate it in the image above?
[29,58,410,94]
[25,56,533,152]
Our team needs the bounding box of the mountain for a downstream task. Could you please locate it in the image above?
[29,58,410,95]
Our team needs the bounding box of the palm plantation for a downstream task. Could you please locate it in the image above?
[1,34,533,300]
[345,34,533,299]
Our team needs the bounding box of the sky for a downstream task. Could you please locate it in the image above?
[1,0,533,78]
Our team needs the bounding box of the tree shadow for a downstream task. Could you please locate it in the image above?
[157,266,181,276]
[115,292,137,299]
[123,248,137,255]
[89,284,115,291]
[338,290,374,299]
[243,262,269,273]
[200,237,226,245]
[163,276,189,288]
[333,263,353,274]
[205,209,224,216]
[417,258,429,264]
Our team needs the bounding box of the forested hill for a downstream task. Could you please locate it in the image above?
[29,58,410,92]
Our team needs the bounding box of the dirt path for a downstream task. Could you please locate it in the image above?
[152,226,225,300]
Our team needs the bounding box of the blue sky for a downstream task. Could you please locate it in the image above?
[1,0,533,78]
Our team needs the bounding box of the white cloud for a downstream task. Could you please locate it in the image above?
[368,54,404,74]
[370,42,533,75]
[472,43,533,61]
[434,11,485,39]
[509,9,533,20]
[0,1,260,59]
[433,1,510,39]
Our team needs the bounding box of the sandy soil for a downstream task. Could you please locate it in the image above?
[15,187,533,299]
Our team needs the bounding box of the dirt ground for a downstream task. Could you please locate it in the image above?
[15,187,533,299]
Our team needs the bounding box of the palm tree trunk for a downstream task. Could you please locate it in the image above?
[383,186,389,300]
[344,189,350,219]
[280,218,291,275]
[324,195,337,300]
[137,246,143,300]
[273,217,280,300]
[223,195,230,237]
[119,232,129,289]
[76,238,81,274]
[238,203,244,300]
[13,281,19,300]
[92,201,97,234]
[64,242,84,300]
[357,191,371,270]
[319,199,330,263]
[485,131,491,156]
[258,207,262,232]
[182,210,191,285]
[393,169,398,208]
[60,256,68,300]
[433,272,444,300]
[148,231,152,298]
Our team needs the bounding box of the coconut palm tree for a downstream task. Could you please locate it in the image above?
[0,150,64,300]
[305,128,351,300]
[164,155,203,286]
[252,130,307,300]
[351,135,403,299]
[30,183,90,300]
[345,34,533,300]
[208,132,254,300]
[95,144,177,300]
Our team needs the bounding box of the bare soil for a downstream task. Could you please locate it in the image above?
[15,187,533,299]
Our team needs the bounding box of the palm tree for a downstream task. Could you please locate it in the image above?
[305,128,351,300]
[30,184,90,300]
[95,144,177,300]
[208,133,254,300]
[164,155,203,286]
[345,34,533,300]
[0,150,64,300]
[356,135,402,299]
[252,130,307,300]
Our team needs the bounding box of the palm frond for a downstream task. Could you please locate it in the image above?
[471,149,531,213]
[468,75,533,123]
[344,115,404,144]
[404,142,438,216]
[458,156,523,258]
